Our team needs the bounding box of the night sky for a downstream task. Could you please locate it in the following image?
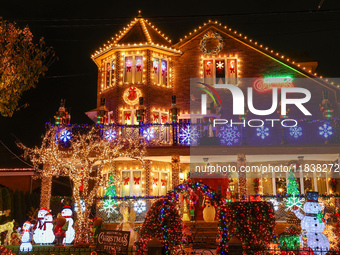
[1,0,340,154]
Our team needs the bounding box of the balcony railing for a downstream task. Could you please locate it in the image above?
[54,118,340,147]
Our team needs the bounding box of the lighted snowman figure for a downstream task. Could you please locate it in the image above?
[293,191,329,254]
[42,213,55,244]
[33,207,49,244]
[61,206,75,244]
[202,196,216,222]
[19,221,32,252]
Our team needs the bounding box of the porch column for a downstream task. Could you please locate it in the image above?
[272,171,276,195]
[300,167,305,194]
[171,155,180,188]
[313,171,318,192]
[144,160,152,196]
[40,175,52,209]
[237,154,247,200]
[326,171,329,194]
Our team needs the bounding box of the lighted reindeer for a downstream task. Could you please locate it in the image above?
[0,220,15,245]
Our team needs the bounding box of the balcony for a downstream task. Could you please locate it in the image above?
[55,118,340,147]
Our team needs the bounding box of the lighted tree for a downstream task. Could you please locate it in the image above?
[104,172,117,197]
[19,126,146,244]
[285,170,303,211]
[0,19,55,117]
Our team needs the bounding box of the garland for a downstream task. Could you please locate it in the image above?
[330,178,337,193]
[254,178,260,194]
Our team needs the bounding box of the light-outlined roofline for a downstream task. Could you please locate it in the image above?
[91,11,181,60]
[174,20,340,92]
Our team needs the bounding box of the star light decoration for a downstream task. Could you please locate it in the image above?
[289,126,303,139]
[218,125,240,146]
[319,123,333,138]
[256,126,269,139]
[133,199,147,213]
[143,128,155,141]
[104,129,117,141]
[59,129,71,143]
[99,198,119,217]
[179,125,199,146]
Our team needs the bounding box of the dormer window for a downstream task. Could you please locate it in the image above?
[124,55,143,83]
[152,58,168,86]
[204,58,238,85]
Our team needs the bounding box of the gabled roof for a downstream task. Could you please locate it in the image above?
[92,12,180,60]
[174,20,340,90]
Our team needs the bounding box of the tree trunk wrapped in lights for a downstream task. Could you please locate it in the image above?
[19,125,146,244]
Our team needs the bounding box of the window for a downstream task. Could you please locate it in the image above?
[203,58,238,85]
[152,110,170,142]
[152,171,169,196]
[121,170,142,196]
[152,58,168,86]
[122,109,137,125]
[103,59,115,88]
[124,56,143,83]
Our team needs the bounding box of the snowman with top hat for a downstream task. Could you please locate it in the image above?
[61,206,75,244]
[293,191,329,254]
[19,221,33,252]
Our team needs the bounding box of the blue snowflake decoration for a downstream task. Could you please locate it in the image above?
[179,125,199,145]
[59,129,71,143]
[289,126,303,139]
[256,126,269,139]
[143,128,155,141]
[105,129,117,141]
[218,125,240,146]
[319,123,333,138]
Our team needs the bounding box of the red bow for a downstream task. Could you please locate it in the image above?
[250,195,261,201]
[123,177,129,185]
[124,113,131,120]
[134,177,140,185]
[153,114,159,122]
[136,64,142,72]
[126,65,131,72]
[153,178,158,185]
[206,69,211,76]
[153,66,158,73]
[161,116,167,123]
[128,87,137,100]
[161,70,166,76]
[161,179,167,187]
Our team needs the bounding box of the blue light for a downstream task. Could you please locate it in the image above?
[289,126,303,139]
[143,128,155,141]
[256,126,269,139]
[218,124,240,146]
[105,129,116,141]
[319,123,333,138]
[59,129,71,143]
[179,125,199,146]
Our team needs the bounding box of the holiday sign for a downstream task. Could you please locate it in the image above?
[96,229,130,253]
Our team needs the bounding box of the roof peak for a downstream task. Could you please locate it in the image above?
[137,10,142,18]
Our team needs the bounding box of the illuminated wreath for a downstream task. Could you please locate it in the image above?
[199,30,224,55]
[123,87,142,105]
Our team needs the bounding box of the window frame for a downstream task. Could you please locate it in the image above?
[151,170,169,196]
[203,57,238,85]
[123,55,144,84]
[121,169,143,196]
[152,57,169,87]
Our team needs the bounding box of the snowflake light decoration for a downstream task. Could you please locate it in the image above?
[73,199,85,213]
[143,128,155,141]
[133,200,147,213]
[256,126,269,139]
[284,194,304,211]
[289,126,302,139]
[319,123,333,138]
[269,198,280,211]
[216,61,224,69]
[179,125,199,146]
[99,198,118,217]
[105,129,117,141]
[59,129,71,143]
[218,125,240,146]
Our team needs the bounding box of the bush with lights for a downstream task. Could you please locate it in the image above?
[134,198,182,254]
[217,201,275,254]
